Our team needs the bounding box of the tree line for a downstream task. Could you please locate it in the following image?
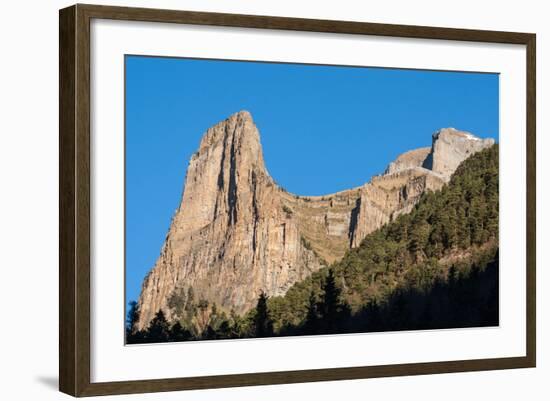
[126,268,358,343]
[127,252,498,343]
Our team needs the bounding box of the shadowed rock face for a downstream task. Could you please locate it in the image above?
[136,112,494,328]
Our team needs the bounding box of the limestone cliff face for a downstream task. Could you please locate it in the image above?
[136,112,494,328]
[423,128,495,180]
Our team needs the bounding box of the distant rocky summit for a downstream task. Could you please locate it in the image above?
[136,111,494,329]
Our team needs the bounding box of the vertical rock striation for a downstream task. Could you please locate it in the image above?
[136,112,494,329]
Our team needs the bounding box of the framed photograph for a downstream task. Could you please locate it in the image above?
[59,4,536,397]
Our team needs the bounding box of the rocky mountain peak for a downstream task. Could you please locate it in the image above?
[423,127,495,180]
[195,110,262,163]
[136,114,495,329]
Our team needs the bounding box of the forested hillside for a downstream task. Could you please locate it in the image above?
[127,145,499,343]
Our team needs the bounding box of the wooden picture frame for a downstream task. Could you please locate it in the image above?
[59,3,536,397]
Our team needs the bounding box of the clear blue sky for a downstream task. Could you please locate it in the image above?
[125,55,499,305]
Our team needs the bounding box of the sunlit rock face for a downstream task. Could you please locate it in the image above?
[136,113,494,328]
[423,128,495,181]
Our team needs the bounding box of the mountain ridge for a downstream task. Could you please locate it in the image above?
[136,111,494,329]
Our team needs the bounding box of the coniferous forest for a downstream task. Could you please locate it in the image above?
[127,145,499,344]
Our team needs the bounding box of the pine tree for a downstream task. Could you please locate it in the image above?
[216,320,232,339]
[254,291,274,338]
[303,291,319,334]
[126,300,145,343]
[321,270,339,317]
[319,269,348,332]
[126,300,139,336]
[147,310,170,343]
[170,321,192,341]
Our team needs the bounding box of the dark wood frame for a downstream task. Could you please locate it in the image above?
[59,3,536,397]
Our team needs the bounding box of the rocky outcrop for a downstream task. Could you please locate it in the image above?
[136,112,494,329]
[384,147,431,175]
[423,128,495,180]
[349,168,446,248]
